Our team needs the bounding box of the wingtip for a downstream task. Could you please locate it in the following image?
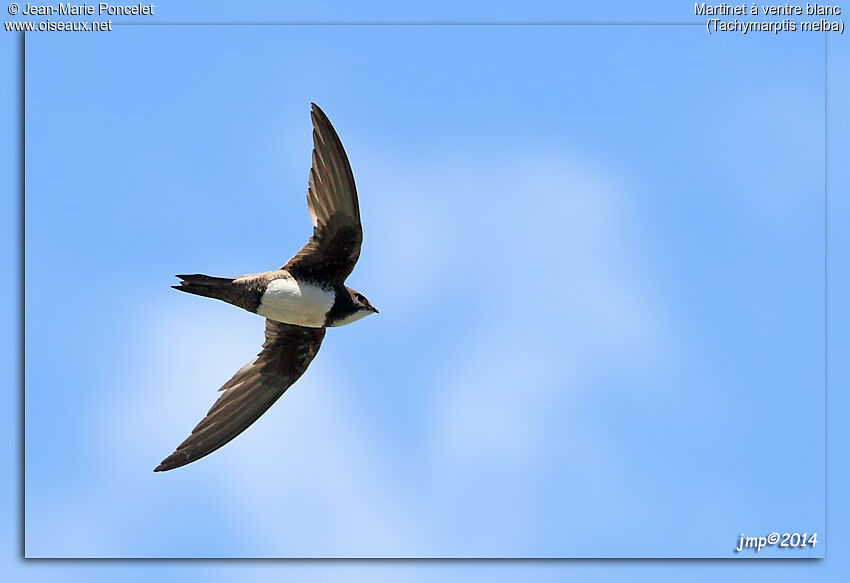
[154,456,180,472]
[310,103,329,124]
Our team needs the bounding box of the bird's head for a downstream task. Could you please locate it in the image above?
[327,287,379,327]
[349,288,379,315]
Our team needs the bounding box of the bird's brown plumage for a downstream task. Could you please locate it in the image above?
[156,103,367,471]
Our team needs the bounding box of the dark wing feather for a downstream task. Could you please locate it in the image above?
[154,320,326,472]
[283,103,362,283]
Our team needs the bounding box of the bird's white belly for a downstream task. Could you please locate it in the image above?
[256,276,334,328]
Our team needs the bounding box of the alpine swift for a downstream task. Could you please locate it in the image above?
[155,103,378,472]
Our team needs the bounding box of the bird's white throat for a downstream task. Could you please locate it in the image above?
[329,308,372,327]
[257,275,334,328]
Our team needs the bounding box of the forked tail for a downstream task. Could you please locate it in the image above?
[172,274,235,303]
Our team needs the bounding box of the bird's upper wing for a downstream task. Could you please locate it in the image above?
[283,103,362,284]
[155,320,326,472]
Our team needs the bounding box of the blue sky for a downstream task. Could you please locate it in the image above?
[2,0,849,580]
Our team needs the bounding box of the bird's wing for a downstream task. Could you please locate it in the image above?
[283,103,362,284]
[155,320,326,472]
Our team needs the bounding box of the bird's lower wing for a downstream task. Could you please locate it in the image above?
[155,320,326,472]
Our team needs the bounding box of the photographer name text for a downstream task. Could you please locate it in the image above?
[19,2,153,16]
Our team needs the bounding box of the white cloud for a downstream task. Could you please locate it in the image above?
[426,147,678,460]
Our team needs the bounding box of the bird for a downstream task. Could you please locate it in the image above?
[154,103,378,472]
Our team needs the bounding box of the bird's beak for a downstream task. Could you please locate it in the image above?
[371,306,379,314]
